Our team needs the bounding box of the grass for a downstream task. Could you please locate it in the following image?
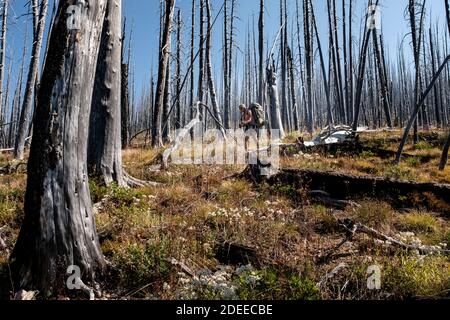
[0,130,449,300]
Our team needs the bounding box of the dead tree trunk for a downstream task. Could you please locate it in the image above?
[267,58,285,138]
[121,20,131,149]
[153,0,176,147]
[352,0,379,132]
[372,28,393,128]
[396,54,450,164]
[175,9,182,129]
[258,0,265,108]
[310,0,334,127]
[88,0,125,187]
[14,0,48,159]
[205,0,226,137]
[0,0,8,147]
[303,0,314,134]
[10,0,107,295]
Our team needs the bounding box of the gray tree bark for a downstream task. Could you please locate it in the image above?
[205,0,226,138]
[152,0,176,147]
[14,0,48,159]
[88,0,125,187]
[0,0,8,147]
[10,0,107,295]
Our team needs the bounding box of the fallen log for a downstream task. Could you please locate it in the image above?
[264,168,450,213]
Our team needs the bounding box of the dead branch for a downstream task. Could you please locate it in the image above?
[338,219,450,255]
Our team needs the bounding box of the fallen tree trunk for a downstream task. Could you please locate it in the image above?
[263,168,450,213]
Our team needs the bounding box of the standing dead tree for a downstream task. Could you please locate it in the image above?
[152,0,176,147]
[205,0,226,138]
[88,0,126,187]
[11,0,107,296]
[352,0,379,133]
[14,0,48,159]
[438,0,450,170]
[0,0,8,148]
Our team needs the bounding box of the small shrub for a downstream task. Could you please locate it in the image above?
[413,141,433,151]
[355,202,393,228]
[236,268,319,300]
[396,213,438,234]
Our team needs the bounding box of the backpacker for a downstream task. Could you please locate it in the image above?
[249,103,265,128]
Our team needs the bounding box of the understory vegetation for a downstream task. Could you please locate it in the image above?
[0,131,449,300]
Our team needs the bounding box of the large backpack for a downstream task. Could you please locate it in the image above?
[249,103,265,128]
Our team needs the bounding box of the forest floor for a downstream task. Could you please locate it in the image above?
[0,130,449,300]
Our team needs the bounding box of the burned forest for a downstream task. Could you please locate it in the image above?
[0,0,450,304]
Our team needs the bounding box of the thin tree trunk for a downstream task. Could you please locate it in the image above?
[11,0,107,295]
[0,0,8,147]
[258,0,264,109]
[352,0,379,132]
[175,9,182,130]
[153,0,176,147]
[396,54,450,164]
[205,0,226,137]
[14,0,48,159]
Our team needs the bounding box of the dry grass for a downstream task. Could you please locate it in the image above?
[0,131,449,300]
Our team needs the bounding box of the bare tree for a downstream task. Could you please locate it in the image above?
[88,0,125,187]
[153,0,176,147]
[0,0,8,147]
[11,0,107,295]
[14,0,48,159]
[205,0,226,137]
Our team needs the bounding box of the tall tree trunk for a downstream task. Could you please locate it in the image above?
[372,28,393,127]
[352,0,379,132]
[188,0,196,138]
[0,0,8,147]
[175,9,182,129]
[198,0,205,124]
[303,0,314,134]
[153,0,176,147]
[11,0,107,295]
[14,0,48,159]
[258,0,265,109]
[88,0,125,187]
[310,0,334,127]
[205,0,226,137]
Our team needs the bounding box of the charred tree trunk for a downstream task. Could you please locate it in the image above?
[14,0,48,159]
[175,9,182,130]
[205,0,226,137]
[352,0,379,132]
[153,0,176,147]
[258,0,265,109]
[0,0,8,147]
[88,0,125,187]
[10,0,107,295]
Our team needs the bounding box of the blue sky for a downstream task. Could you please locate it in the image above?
[4,0,448,110]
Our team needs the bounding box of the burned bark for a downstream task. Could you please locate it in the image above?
[14,0,48,160]
[88,0,125,187]
[10,0,107,295]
